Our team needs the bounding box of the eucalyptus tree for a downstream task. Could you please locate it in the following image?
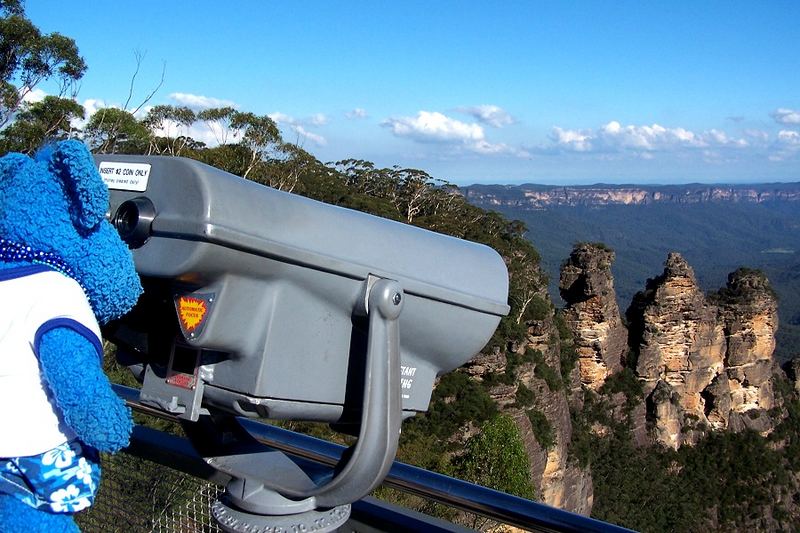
[197,106,236,145]
[230,111,281,180]
[0,94,83,153]
[0,0,86,128]
[85,107,150,154]
[142,104,196,156]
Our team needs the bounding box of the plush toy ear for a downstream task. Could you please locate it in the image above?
[39,140,108,231]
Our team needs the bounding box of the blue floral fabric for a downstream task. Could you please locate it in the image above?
[0,439,100,514]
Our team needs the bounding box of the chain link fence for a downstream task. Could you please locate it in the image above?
[76,453,223,533]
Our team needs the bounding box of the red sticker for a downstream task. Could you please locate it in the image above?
[166,371,196,390]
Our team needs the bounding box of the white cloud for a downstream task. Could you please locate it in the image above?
[471,139,530,157]
[148,117,193,139]
[269,112,328,128]
[268,112,295,125]
[771,108,800,125]
[470,140,508,154]
[133,105,152,120]
[550,126,593,152]
[744,129,769,142]
[191,122,242,146]
[706,129,749,147]
[21,87,47,104]
[545,121,749,155]
[267,112,327,146]
[69,98,108,129]
[457,105,514,128]
[292,125,327,146]
[345,108,368,119]
[768,129,800,161]
[382,110,531,157]
[169,92,237,111]
[382,111,484,143]
[72,98,151,128]
[778,130,800,145]
[309,113,328,126]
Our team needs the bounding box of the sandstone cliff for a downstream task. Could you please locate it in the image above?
[626,254,779,448]
[463,182,800,209]
[714,268,779,434]
[458,246,781,520]
[465,288,593,515]
[559,244,626,390]
[557,246,781,449]
[520,317,592,515]
[626,253,728,447]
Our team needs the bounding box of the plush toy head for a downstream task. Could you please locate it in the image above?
[0,140,142,323]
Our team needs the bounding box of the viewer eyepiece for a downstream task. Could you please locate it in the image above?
[113,197,155,248]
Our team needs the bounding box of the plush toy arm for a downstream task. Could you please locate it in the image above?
[37,327,132,453]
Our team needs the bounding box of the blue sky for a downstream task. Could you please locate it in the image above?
[23,1,800,185]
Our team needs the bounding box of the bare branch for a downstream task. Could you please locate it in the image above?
[130,61,165,116]
[122,49,144,112]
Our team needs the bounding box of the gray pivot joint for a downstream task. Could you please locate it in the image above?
[189,277,404,532]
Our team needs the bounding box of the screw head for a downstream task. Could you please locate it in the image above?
[392,292,402,305]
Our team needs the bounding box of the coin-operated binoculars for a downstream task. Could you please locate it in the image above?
[98,154,509,532]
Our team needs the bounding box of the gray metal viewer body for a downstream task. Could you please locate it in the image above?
[98,155,509,531]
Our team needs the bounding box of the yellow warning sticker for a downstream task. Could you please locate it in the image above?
[175,294,212,337]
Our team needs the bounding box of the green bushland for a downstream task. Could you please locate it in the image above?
[454,415,536,500]
[402,371,497,445]
[571,372,800,531]
[599,367,644,412]
[530,348,563,392]
[514,383,535,407]
[526,409,555,450]
[554,311,579,381]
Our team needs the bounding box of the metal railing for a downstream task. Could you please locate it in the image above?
[112,384,632,533]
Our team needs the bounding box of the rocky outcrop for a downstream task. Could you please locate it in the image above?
[459,247,781,519]
[560,244,626,390]
[715,269,780,430]
[626,255,780,448]
[626,253,727,447]
[555,245,782,450]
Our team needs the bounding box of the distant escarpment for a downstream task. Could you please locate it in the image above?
[462,182,800,209]
[561,244,780,449]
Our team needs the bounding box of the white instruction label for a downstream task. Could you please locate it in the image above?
[400,365,417,399]
[98,162,151,192]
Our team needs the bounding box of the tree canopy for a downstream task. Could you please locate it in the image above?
[0,0,86,128]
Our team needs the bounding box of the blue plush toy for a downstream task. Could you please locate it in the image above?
[0,140,142,532]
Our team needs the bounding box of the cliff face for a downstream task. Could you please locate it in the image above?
[461,246,781,518]
[716,269,780,433]
[466,288,593,515]
[626,253,728,447]
[559,244,626,390]
[521,318,592,515]
[463,183,800,209]
[626,255,779,448]
[558,247,781,450]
